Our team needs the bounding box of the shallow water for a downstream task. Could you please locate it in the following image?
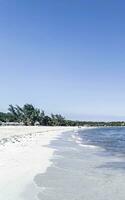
[79,127,125,162]
[34,128,125,200]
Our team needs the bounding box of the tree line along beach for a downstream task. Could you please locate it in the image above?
[0,104,125,127]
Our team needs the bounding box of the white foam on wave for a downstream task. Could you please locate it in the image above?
[78,144,99,149]
[72,133,99,149]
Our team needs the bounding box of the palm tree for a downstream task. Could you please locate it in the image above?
[51,114,65,126]
[42,116,52,126]
[8,104,44,126]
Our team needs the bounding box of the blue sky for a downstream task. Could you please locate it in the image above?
[0,0,125,120]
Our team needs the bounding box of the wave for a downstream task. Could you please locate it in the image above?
[72,133,99,149]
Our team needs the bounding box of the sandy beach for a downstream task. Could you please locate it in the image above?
[0,126,79,200]
[1,126,125,200]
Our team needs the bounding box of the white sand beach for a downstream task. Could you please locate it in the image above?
[0,126,79,200]
[1,126,125,200]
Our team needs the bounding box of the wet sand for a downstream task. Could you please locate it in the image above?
[33,130,125,200]
[0,126,79,200]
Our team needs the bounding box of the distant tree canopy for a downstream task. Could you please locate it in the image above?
[0,104,125,127]
[0,112,16,122]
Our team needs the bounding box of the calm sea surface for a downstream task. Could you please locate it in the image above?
[33,127,125,200]
[79,127,125,156]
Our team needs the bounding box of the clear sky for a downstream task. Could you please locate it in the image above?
[0,0,125,120]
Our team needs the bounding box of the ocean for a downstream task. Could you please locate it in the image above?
[34,127,125,200]
[78,127,125,156]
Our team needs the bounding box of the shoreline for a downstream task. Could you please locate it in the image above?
[1,126,124,199]
[33,128,125,200]
[0,126,84,200]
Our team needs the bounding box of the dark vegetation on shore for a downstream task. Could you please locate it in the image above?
[0,104,125,127]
